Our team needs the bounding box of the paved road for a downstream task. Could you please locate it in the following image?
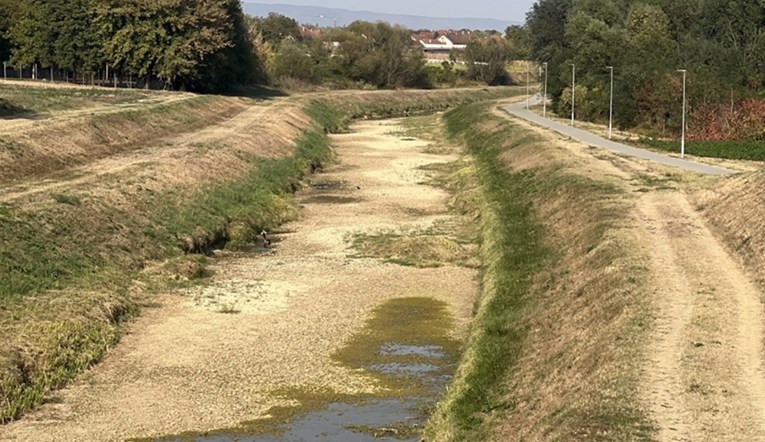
[503,98,736,176]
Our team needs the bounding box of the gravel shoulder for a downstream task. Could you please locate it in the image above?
[0,119,477,441]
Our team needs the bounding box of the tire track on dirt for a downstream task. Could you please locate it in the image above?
[503,107,765,441]
[637,190,765,441]
[0,100,294,203]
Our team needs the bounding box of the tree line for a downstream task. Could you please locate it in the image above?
[0,0,261,91]
[0,1,524,92]
[248,14,520,89]
[526,0,765,139]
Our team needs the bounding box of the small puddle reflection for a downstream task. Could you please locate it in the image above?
[379,343,446,359]
[151,298,457,442]
[369,362,441,375]
[177,400,423,442]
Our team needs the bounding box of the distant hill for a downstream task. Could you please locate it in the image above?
[242,3,519,32]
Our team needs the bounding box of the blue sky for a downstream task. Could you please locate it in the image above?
[254,1,537,22]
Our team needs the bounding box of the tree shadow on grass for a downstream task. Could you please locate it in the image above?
[0,98,35,119]
[225,85,290,100]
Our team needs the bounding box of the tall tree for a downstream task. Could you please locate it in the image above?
[96,0,249,91]
[7,0,55,69]
[527,0,574,98]
[251,13,299,44]
[51,0,102,75]
[334,21,427,88]
[505,25,531,59]
[0,0,17,62]
[464,38,514,85]
[195,0,258,91]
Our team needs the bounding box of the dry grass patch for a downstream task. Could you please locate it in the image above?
[694,170,765,288]
[0,95,248,181]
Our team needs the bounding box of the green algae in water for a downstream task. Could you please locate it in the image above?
[334,297,461,376]
[143,296,461,441]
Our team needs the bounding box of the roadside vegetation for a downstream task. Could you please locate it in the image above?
[427,102,653,440]
[640,138,765,162]
[0,85,522,423]
[527,0,765,146]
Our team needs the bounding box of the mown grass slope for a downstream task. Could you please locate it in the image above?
[0,83,155,116]
[696,170,765,288]
[427,103,653,441]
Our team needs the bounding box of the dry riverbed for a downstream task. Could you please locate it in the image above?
[0,119,478,441]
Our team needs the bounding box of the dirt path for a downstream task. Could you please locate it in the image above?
[0,120,477,441]
[637,191,765,442]
[0,100,297,203]
[505,112,765,441]
[0,93,193,136]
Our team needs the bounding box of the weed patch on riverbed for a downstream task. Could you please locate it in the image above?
[352,232,477,268]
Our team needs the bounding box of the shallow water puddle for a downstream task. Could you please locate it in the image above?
[149,297,459,442]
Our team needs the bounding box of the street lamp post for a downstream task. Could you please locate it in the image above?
[526,62,530,110]
[607,66,614,139]
[543,62,548,118]
[571,64,576,126]
[678,69,687,158]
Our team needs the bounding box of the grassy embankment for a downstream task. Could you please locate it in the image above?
[0,86,523,423]
[0,83,156,118]
[695,170,765,290]
[426,102,654,440]
[0,100,333,423]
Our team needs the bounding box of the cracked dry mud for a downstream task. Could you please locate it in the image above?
[0,119,478,441]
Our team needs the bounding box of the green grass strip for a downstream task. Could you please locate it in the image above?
[161,114,335,252]
[439,102,548,439]
[641,138,765,161]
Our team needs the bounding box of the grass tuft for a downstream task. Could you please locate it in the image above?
[52,194,81,206]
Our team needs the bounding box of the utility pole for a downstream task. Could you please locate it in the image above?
[607,66,614,139]
[571,64,576,126]
[543,62,548,118]
[678,69,687,158]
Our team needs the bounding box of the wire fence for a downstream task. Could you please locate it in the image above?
[1,62,166,90]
